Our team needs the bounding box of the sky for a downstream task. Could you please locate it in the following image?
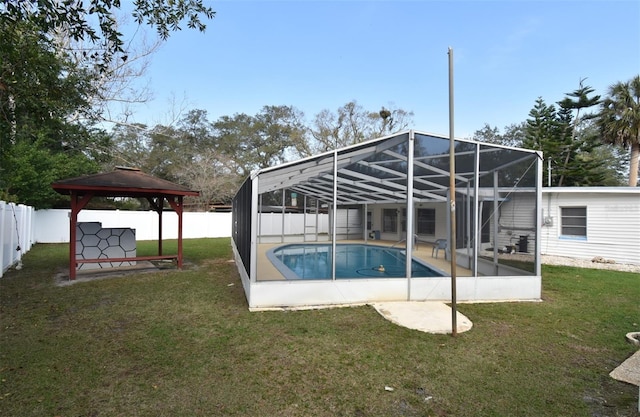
[123,0,640,139]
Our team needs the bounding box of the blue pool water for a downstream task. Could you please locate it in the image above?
[267,244,445,280]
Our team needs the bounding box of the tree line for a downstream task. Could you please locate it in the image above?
[1,2,638,210]
[473,78,640,188]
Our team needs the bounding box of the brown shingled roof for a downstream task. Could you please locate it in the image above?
[51,167,199,198]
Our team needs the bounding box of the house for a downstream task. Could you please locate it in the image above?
[540,187,640,265]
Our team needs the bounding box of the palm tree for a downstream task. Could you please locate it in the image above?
[598,75,640,186]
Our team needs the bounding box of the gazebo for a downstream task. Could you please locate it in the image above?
[232,130,543,309]
[52,167,199,280]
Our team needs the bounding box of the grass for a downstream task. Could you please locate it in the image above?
[1,238,638,416]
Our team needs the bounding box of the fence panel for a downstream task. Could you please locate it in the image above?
[34,209,233,243]
[1,201,35,277]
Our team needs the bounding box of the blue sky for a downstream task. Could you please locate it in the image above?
[127,0,640,138]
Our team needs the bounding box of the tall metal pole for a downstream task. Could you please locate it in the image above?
[448,47,458,337]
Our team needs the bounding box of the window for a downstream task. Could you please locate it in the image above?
[382,209,397,233]
[561,207,586,237]
[367,211,372,231]
[417,208,436,235]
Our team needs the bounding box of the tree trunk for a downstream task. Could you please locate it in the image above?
[630,142,640,186]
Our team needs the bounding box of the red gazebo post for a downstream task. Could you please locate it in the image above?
[69,192,93,280]
[166,196,184,269]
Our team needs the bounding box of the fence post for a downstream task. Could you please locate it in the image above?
[0,201,5,277]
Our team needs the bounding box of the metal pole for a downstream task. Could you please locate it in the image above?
[331,149,338,280]
[448,47,458,337]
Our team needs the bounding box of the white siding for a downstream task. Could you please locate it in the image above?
[491,194,537,254]
[541,189,640,265]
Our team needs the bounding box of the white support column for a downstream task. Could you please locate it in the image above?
[363,203,368,243]
[250,176,260,284]
[473,143,480,277]
[405,130,415,300]
[493,170,499,275]
[331,149,338,280]
[281,189,286,243]
[535,151,543,277]
[257,193,263,244]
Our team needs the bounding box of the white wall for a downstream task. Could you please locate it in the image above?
[258,212,329,236]
[541,188,640,265]
[34,209,232,243]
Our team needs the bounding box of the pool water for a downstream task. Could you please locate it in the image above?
[268,244,445,280]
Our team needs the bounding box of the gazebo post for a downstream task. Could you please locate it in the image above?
[158,197,164,256]
[166,196,184,270]
[177,196,183,269]
[69,192,93,280]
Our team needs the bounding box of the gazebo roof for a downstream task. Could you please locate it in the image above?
[52,166,199,198]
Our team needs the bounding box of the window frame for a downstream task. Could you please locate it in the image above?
[416,208,436,236]
[382,208,398,233]
[560,206,587,239]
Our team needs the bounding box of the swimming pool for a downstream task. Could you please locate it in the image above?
[267,244,445,280]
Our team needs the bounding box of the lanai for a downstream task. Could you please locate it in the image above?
[52,167,200,280]
[232,129,543,309]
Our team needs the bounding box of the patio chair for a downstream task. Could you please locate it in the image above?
[432,239,447,258]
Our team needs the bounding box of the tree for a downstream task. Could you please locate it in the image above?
[213,105,308,176]
[521,86,621,187]
[0,1,217,207]
[556,79,601,186]
[522,98,562,185]
[473,123,525,147]
[0,20,107,207]
[1,0,215,71]
[598,75,640,186]
[309,101,414,154]
[174,149,239,210]
[371,105,414,138]
[58,27,162,129]
[107,123,152,169]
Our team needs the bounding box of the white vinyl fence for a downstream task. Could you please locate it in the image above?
[0,204,233,277]
[1,201,35,277]
[34,209,233,243]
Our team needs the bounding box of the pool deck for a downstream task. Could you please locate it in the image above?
[256,239,472,281]
[253,240,475,334]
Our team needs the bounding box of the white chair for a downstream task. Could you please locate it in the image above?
[432,239,447,258]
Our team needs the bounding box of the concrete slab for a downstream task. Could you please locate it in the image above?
[609,349,640,412]
[610,349,640,387]
[54,260,175,286]
[372,301,473,334]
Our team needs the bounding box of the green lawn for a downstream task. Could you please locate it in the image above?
[1,238,638,416]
